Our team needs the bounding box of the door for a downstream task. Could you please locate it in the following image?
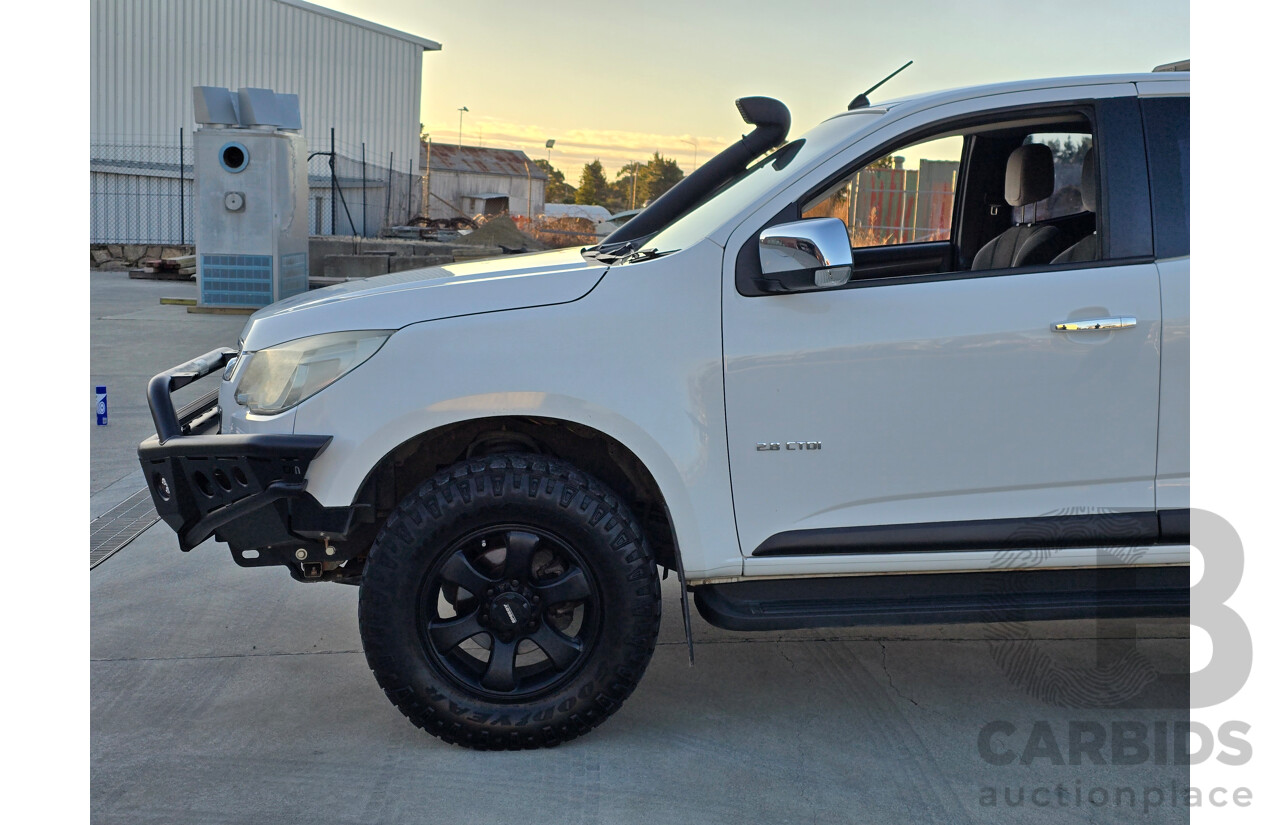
[722,95,1162,571]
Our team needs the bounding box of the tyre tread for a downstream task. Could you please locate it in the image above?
[358,453,661,750]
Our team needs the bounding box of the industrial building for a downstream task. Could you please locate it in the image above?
[90,0,440,243]
[422,143,548,220]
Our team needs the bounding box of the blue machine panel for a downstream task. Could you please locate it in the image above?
[201,254,273,307]
[279,252,308,299]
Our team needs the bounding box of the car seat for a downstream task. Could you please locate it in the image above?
[971,144,1067,269]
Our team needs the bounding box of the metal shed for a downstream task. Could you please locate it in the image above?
[91,0,440,244]
[422,143,548,220]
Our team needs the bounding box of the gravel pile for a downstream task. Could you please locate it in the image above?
[454,215,548,251]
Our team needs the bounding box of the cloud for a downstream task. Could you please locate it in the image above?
[424,116,731,176]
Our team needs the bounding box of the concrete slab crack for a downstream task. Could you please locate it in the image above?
[92,649,363,663]
[879,640,921,708]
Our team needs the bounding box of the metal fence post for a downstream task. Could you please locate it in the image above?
[179,127,185,244]
[384,151,394,230]
[335,127,340,235]
[361,142,367,237]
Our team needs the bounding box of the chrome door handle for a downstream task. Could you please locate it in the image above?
[1052,316,1136,332]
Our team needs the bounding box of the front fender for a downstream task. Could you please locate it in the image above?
[290,243,742,579]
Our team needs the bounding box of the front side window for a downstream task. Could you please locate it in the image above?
[802,134,963,248]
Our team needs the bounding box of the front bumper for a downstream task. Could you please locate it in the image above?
[137,348,358,572]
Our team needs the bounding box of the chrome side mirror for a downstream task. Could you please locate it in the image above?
[758,218,853,290]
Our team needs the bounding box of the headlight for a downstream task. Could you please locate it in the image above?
[234,330,392,414]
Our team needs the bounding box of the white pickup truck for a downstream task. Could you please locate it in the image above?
[140,67,1190,749]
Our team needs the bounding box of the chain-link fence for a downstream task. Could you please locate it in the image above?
[90,138,192,245]
[90,130,422,244]
[307,132,421,237]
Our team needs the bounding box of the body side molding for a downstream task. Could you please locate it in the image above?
[752,510,1191,557]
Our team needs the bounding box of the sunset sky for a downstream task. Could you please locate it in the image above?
[313,0,1188,180]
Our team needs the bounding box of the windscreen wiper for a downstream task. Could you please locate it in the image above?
[582,240,641,264]
[582,241,675,265]
[619,247,675,264]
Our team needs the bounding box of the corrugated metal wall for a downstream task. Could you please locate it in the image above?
[90,0,426,169]
[91,171,187,245]
[427,170,547,219]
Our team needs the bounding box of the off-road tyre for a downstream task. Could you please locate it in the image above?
[358,453,662,749]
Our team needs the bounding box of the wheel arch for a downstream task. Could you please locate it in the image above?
[350,415,680,570]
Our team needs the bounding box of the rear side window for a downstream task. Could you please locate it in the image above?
[1015,132,1094,223]
[1141,97,1190,258]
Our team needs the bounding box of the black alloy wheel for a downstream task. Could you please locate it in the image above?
[420,525,600,699]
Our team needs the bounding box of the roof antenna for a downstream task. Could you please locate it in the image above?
[848,60,913,110]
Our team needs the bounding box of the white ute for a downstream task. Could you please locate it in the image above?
[140,66,1190,749]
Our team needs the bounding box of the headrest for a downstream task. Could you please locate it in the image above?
[1005,144,1055,207]
[1079,147,1096,213]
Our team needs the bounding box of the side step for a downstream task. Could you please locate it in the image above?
[693,566,1189,631]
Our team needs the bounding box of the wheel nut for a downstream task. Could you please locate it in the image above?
[486,588,495,597]
[510,579,519,587]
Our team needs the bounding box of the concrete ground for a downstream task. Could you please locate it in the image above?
[90,272,245,512]
[91,272,1191,824]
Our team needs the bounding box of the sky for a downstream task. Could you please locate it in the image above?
[313,0,1188,181]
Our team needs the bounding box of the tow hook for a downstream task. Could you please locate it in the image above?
[300,561,324,579]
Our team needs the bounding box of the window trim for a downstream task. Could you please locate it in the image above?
[1093,97,1154,261]
[1139,96,1190,259]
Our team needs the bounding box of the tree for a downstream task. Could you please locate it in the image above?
[640,152,683,203]
[610,161,645,212]
[575,159,609,206]
[604,154,685,212]
[534,159,575,204]
[1041,135,1091,165]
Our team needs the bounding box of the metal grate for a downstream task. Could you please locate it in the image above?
[200,253,273,307]
[279,252,308,298]
[90,488,161,569]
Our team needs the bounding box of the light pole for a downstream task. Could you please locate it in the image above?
[680,138,698,171]
[457,106,469,147]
